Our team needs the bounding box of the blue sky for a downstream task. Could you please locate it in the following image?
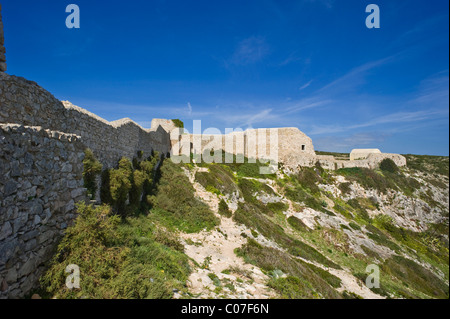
[2,0,449,155]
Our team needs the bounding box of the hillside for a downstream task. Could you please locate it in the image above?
[38,151,449,299]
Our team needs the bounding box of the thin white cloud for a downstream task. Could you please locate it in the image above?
[284,97,332,114]
[316,56,395,94]
[309,108,448,135]
[299,80,313,91]
[187,102,193,116]
[315,132,388,152]
[228,36,270,66]
[279,52,304,66]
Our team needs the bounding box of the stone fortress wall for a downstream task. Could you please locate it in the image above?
[0,124,86,298]
[0,72,172,298]
[171,126,406,170]
[0,73,171,169]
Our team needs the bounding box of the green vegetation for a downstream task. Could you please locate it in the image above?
[149,159,219,233]
[218,199,232,218]
[82,149,103,198]
[365,224,402,253]
[41,148,449,299]
[196,151,276,179]
[382,255,448,299]
[236,239,342,299]
[287,216,311,233]
[379,158,399,174]
[195,164,239,196]
[278,167,335,215]
[336,167,420,196]
[171,119,184,128]
[40,203,191,299]
[338,182,351,196]
[233,201,340,269]
[208,273,221,287]
[346,197,376,222]
[404,154,449,176]
[266,201,289,214]
[99,153,159,216]
[348,222,361,231]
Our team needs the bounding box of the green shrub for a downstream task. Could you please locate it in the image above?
[40,203,192,299]
[235,239,342,299]
[404,154,449,176]
[82,149,103,197]
[152,159,219,233]
[347,198,372,222]
[205,185,221,195]
[287,216,310,233]
[382,255,449,298]
[268,276,318,299]
[195,164,239,196]
[100,153,159,216]
[100,169,113,204]
[218,199,232,218]
[171,119,184,128]
[337,167,391,193]
[296,167,322,194]
[338,182,352,195]
[233,202,340,269]
[337,165,422,196]
[366,224,401,253]
[360,245,381,260]
[349,222,361,231]
[380,158,399,174]
[266,201,289,214]
[300,261,342,288]
[109,157,133,215]
[333,203,354,219]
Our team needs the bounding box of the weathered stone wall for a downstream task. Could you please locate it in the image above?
[171,126,404,171]
[350,149,381,161]
[0,4,6,72]
[0,124,86,298]
[315,153,407,170]
[173,127,314,163]
[0,73,171,168]
[0,73,171,298]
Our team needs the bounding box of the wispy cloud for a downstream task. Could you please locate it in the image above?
[315,132,389,152]
[299,80,313,91]
[187,102,193,116]
[228,36,270,66]
[279,51,305,66]
[219,108,276,128]
[284,97,332,114]
[316,56,395,94]
[309,109,448,135]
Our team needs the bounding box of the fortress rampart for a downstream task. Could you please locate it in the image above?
[0,124,85,298]
[0,73,171,169]
[0,72,172,298]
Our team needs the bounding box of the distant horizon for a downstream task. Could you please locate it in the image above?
[1,0,448,156]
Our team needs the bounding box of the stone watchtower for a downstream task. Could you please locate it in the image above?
[0,4,6,72]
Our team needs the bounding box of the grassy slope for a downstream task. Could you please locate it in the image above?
[39,152,449,299]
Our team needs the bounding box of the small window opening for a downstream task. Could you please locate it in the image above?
[301,145,306,151]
